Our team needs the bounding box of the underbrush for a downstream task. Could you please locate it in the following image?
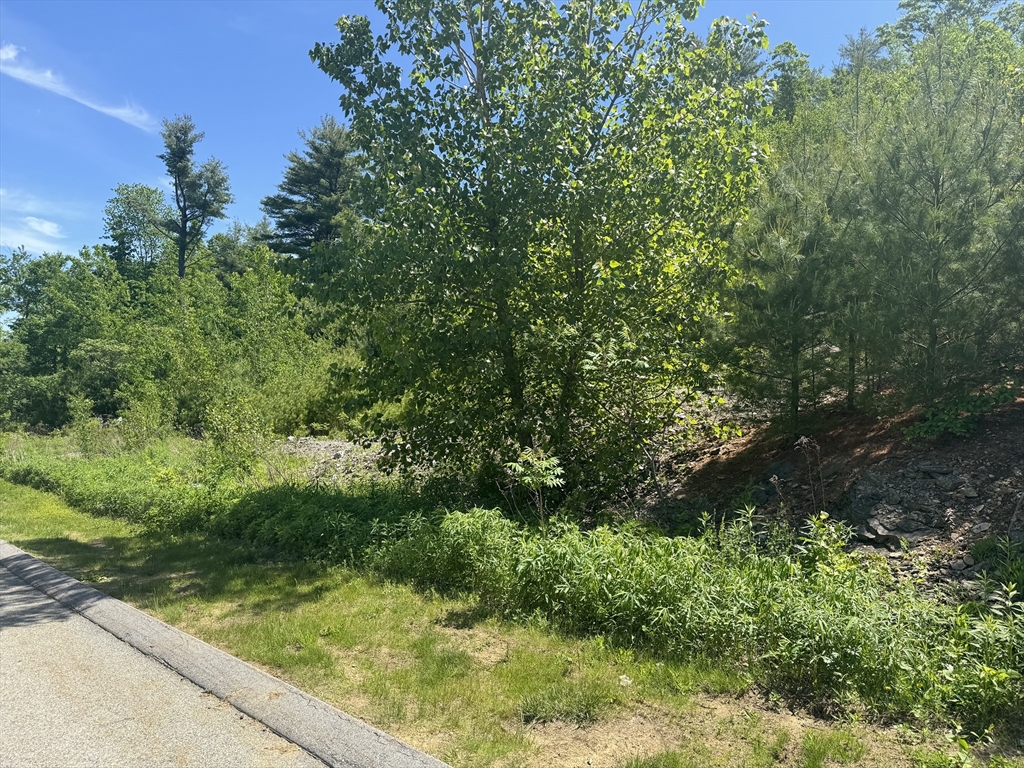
[373,508,1024,732]
[2,431,1022,740]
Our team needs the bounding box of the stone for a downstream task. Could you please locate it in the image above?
[972,504,985,513]
[951,559,968,571]
[961,487,979,498]
[867,518,890,536]
[902,530,936,545]
[332,452,343,460]
[895,516,926,532]
[920,462,953,475]
[972,522,992,534]
[286,435,296,442]
[963,554,975,566]
[856,525,877,543]
[936,475,966,491]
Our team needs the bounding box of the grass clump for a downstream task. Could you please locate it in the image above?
[799,729,864,767]
[519,677,619,725]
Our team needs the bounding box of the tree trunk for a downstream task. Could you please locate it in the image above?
[177,210,188,279]
[847,330,856,409]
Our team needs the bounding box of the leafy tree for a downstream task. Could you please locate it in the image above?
[311,0,771,492]
[260,116,363,261]
[207,220,273,281]
[2,248,129,425]
[102,183,173,278]
[156,115,233,279]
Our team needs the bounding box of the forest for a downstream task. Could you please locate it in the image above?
[1,0,1023,766]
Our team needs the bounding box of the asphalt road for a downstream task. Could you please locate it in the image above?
[0,540,447,768]
[0,562,330,768]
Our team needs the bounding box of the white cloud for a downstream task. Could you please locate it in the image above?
[0,188,79,254]
[23,216,63,238]
[0,187,47,215]
[0,43,156,131]
[0,223,69,255]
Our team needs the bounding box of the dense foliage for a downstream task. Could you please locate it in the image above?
[310,0,772,492]
[725,0,1024,430]
[3,434,1022,735]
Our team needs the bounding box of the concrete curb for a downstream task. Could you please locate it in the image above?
[0,540,449,768]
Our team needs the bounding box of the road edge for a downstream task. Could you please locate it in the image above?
[0,540,449,768]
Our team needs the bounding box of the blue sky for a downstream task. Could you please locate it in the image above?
[0,0,900,257]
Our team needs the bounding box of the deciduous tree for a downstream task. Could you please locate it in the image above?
[311,0,771,492]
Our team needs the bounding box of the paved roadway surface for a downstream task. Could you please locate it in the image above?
[0,563,329,768]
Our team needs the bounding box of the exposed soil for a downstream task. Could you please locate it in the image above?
[659,395,1024,585]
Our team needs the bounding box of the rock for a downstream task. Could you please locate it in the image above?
[766,460,796,481]
[951,559,968,571]
[936,475,966,491]
[964,554,975,566]
[961,486,979,498]
[902,530,936,545]
[848,482,885,521]
[908,501,939,514]
[920,462,953,475]
[972,504,985,513]
[332,452,343,460]
[286,435,296,442]
[972,522,992,534]
[895,516,926,532]
[867,517,890,536]
[752,483,778,506]
[856,525,877,543]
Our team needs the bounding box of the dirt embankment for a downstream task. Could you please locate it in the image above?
[666,397,1024,584]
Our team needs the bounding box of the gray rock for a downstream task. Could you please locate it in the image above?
[895,516,927,532]
[902,530,937,545]
[936,475,966,491]
[964,554,976,566]
[972,521,992,534]
[951,559,968,571]
[920,462,953,475]
[961,486,979,498]
[856,525,877,543]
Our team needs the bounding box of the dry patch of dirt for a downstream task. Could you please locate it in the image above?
[515,696,912,768]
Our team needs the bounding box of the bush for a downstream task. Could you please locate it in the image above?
[371,509,1024,729]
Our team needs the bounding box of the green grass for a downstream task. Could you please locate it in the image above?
[0,478,751,767]
[3,429,1024,766]
[799,730,865,768]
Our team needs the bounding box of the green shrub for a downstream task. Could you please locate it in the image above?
[904,385,1018,439]
[371,509,1024,729]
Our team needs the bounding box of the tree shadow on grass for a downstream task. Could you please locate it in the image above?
[15,533,349,617]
